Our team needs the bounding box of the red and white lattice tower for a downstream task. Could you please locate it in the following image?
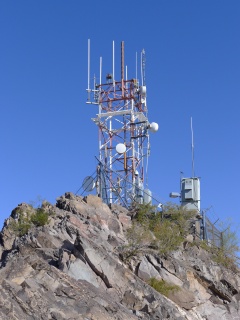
[86,40,158,207]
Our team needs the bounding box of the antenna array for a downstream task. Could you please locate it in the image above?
[86,40,158,207]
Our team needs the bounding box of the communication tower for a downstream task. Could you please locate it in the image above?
[86,40,158,207]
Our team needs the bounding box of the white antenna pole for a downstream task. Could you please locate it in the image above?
[141,51,143,86]
[191,117,195,177]
[126,65,128,81]
[135,52,137,80]
[88,39,90,97]
[100,56,102,85]
[99,57,102,115]
[112,40,115,86]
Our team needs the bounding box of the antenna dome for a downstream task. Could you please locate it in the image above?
[149,122,159,133]
[116,143,126,154]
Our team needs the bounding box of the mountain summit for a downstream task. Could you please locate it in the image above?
[0,193,239,319]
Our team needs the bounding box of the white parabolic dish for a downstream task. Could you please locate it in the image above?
[116,143,126,154]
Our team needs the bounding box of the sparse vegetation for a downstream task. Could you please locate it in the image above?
[200,224,240,271]
[124,202,239,270]
[31,208,49,227]
[120,222,154,261]
[148,277,180,297]
[10,211,32,236]
[9,205,50,236]
[121,203,196,260]
[152,219,185,255]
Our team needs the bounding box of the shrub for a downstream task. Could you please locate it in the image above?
[133,202,157,225]
[162,203,196,236]
[31,208,49,227]
[199,219,240,270]
[123,203,195,258]
[9,207,49,236]
[120,222,154,261]
[152,219,184,255]
[213,248,237,270]
[200,239,239,271]
[148,278,180,297]
[10,218,31,236]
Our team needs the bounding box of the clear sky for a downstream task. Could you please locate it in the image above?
[1,1,240,237]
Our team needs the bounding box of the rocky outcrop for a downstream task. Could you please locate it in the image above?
[0,192,239,319]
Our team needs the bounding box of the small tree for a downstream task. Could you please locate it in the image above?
[215,222,240,269]
[221,225,239,255]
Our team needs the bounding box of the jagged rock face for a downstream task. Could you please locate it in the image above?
[0,193,239,320]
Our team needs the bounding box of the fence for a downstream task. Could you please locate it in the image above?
[78,172,227,250]
[203,215,223,248]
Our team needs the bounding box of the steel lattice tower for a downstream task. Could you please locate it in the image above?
[86,40,158,207]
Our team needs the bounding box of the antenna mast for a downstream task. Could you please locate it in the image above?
[141,49,146,86]
[191,117,195,177]
[86,41,158,207]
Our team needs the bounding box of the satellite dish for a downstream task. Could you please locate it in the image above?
[116,143,126,154]
[82,176,95,192]
[149,122,159,133]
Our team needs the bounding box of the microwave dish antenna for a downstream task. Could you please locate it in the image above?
[82,176,95,192]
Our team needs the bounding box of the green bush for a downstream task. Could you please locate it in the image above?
[10,218,31,236]
[31,208,49,226]
[9,206,49,236]
[120,222,153,261]
[213,248,237,270]
[148,278,179,297]
[162,203,196,236]
[200,239,239,271]
[123,203,195,258]
[134,202,157,225]
[199,217,240,270]
[152,219,184,255]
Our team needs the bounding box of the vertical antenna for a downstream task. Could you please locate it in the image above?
[141,49,146,86]
[135,52,137,80]
[100,57,102,85]
[121,41,124,80]
[191,117,195,177]
[113,41,115,86]
[99,57,102,115]
[126,65,128,81]
[87,39,90,101]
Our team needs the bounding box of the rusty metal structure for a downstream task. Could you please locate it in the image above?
[86,40,158,207]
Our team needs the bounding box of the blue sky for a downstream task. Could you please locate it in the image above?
[1,1,240,236]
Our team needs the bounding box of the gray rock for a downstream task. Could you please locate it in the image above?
[0,193,239,320]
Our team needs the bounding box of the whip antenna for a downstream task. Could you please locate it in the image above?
[191,117,195,177]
